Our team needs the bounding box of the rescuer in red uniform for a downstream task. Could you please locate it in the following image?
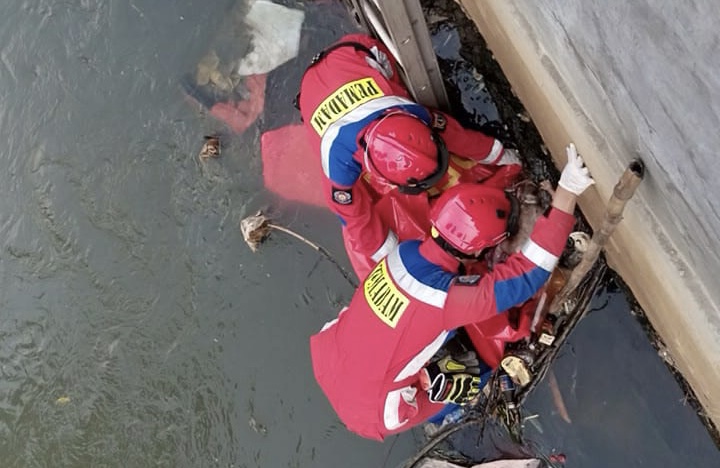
[309,144,594,441]
[297,33,523,277]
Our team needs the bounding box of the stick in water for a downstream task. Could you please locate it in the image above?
[240,211,358,288]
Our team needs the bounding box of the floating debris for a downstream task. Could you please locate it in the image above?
[55,396,71,406]
[199,135,221,160]
[517,111,532,123]
[241,211,327,253]
[657,344,676,368]
[240,211,358,287]
[248,416,268,435]
[235,0,305,76]
[196,50,220,87]
[523,414,544,434]
[240,212,272,252]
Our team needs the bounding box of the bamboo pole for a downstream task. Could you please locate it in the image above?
[549,159,645,313]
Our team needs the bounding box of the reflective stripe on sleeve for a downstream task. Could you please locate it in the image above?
[383,386,417,430]
[371,230,399,262]
[479,139,504,164]
[521,239,560,272]
[393,331,448,382]
[386,248,448,308]
[319,307,348,332]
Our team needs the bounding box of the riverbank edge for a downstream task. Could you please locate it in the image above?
[457,0,720,432]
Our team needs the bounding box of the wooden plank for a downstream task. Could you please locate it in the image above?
[346,0,450,110]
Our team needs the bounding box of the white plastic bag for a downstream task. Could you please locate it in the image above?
[236,0,305,75]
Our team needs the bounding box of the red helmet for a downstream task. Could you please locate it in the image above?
[430,183,512,254]
[363,111,449,194]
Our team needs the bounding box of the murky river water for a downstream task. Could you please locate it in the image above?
[0,1,717,467]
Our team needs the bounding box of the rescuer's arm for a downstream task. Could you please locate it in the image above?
[442,144,594,329]
[324,177,397,276]
[442,205,575,329]
[429,109,521,166]
[378,385,446,439]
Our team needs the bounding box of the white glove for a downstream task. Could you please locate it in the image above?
[558,143,595,195]
[497,148,522,166]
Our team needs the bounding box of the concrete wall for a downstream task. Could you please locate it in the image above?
[458,0,720,427]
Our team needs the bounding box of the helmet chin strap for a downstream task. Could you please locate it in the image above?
[397,134,450,195]
[431,233,487,261]
[505,191,521,237]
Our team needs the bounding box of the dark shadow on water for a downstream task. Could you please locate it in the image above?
[443,277,720,468]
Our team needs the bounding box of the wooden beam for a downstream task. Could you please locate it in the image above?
[346,0,450,110]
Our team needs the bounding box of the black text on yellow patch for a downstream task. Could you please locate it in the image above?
[363,259,409,328]
[310,77,384,135]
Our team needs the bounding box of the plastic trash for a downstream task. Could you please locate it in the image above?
[236,0,305,75]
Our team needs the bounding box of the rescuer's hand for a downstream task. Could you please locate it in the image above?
[497,148,522,166]
[429,352,481,375]
[427,372,481,405]
[424,351,482,405]
[558,143,595,195]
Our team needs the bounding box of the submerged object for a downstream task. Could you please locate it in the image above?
[182,1,303,135]
[260,124,325,207]
[182,73,267,135]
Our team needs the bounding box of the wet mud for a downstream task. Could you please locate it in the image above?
[421,0,720,453]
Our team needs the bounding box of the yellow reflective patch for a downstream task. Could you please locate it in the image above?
[310,77,384,135]
[363,259,409,328]
[451,154,477,169]
[427,155,478,196]
[438,166,461,192]
[445,361,466,372]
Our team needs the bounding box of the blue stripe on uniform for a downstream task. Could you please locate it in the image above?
[397,241,454,292]
[493,267,550,313]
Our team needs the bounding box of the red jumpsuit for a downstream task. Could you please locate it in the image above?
[298,34,521,277]
[310,206,575,441]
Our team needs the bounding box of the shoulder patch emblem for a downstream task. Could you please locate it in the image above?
[332,187,353,205]
[431,112,447,131]
[455,274,481,286]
